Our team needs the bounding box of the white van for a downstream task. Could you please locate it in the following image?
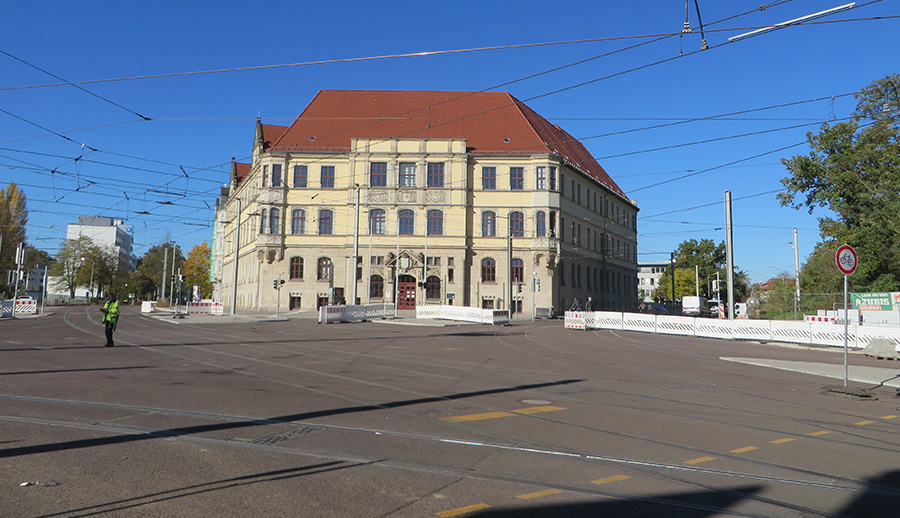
[681,296,711,317]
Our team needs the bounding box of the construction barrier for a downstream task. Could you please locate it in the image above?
[565,310,900,353]
[319,303,396,324]
[1,299,38,317]
[187,300,224,315]
[416,305,510,325]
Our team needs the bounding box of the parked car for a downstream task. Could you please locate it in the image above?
[682,296,712,317]
[639,302,669,315]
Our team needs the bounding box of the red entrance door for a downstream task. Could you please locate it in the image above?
[397,275,417,309]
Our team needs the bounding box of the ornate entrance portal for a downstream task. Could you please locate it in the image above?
[397,274,417,309]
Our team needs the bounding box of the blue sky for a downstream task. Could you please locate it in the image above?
[2,0,897,283]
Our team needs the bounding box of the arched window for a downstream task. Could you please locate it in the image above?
[509,211,524,237]
[536,211,546,237]
[481,258,496,282]
[482,211,496,237]
[317,257,332,281]
[318,209,333,235]
[511,258,524,283]
[291,209,305,234]
[259,208,268,234]
[269,208,280,234]
[425,275,441,300]
[369,209,385,235]
[289,257,304,279]
[427,210,443,236]
[399,209,414,235]
[369,275,384,299]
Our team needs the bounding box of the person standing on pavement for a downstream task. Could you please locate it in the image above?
[101,292,120,347]
[584,297,593,311]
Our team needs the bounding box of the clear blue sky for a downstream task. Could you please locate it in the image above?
[2,0,897,283]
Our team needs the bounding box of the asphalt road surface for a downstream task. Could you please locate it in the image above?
[2,306,899,517]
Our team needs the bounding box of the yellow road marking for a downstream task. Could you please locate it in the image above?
[855,420,874,426]
[685,456,716,465]
[730,446,758,454]
[517,489,563,500]
[770,438,795,444]
[443,406,565,422]
[437,504,491,517]
[443,411,514,422]
[513,405,566,415]
[591,475,631,485]
[883,415,898,420]
[808,431,831,436]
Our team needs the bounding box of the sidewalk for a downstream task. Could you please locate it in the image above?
[144,307,475,326]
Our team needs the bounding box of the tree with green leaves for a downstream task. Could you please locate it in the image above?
[182,242,213,299]
[657,239,749,301]
[780,74,900,292]
[135,243,184,301]
[50,236,96,298]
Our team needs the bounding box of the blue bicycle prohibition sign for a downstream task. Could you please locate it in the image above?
[835,244,858,275]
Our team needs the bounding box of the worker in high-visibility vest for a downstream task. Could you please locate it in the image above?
[101,292,120,347]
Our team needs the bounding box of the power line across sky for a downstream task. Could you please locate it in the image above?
[1,0,896,282]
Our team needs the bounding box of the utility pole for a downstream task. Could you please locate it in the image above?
[793,227,800,320]
[695,265,699,297]
[725,191,735,320]
[231,197,242,315]
[351,184,360,306]
[161,246,168,302]
[508,233,513,317]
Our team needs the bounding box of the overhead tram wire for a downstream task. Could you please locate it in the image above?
[10,1,804,208]
[254,1,806,189]
[595,116,853,161]
[0,49,150,120]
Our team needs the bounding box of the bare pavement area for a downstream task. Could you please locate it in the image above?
[2,306,900,517]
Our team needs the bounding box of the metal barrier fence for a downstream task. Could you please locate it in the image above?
[565,311,900,352]
[416,305,510,325]
[319,304,396,324]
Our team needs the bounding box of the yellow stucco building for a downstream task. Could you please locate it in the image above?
[213,90,638,315]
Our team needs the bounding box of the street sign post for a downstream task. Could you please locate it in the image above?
[835,244,858,387]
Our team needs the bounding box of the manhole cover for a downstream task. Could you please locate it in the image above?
[519,399,553,406]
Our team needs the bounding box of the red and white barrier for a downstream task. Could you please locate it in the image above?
[187,300,224,315]
[805,315,837,323]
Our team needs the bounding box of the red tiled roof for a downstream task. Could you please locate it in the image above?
[260,124,289,151]
[234,162,251,184]
[269,90,628,199]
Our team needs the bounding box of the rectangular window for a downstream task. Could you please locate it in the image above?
[577,183,581,205]
[370,162,387,187]
[510,167,524,190]
[447,268,454,283]
[482,167,496,190]
[293,165,307,188]
[560,175,565,197]
[427,163,444,187]
[447,257,454,266]
[399,162,416,187]
[261,165,268,187]
[536,167,546,190]
[549,167,557,191]
[426,257,442,266]
[272,164,282,187]
[321,166,335,188]
[370,255,384,266]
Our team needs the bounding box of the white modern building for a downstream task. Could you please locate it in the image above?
[638,260,672,301]
[67,216,137,271]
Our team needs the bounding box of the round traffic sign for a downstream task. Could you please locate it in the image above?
[836,244,858,275]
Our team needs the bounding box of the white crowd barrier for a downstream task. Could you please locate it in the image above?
[416,305,510,325]
[565,311,900,352]
[186,300,224,315]
[319,303,396,324]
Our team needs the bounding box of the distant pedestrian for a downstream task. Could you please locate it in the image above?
[101,292,120,347]
[584,297,593,311]
[569,297,582,311]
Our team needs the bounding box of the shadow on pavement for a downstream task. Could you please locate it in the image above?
[0,379,582,459]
